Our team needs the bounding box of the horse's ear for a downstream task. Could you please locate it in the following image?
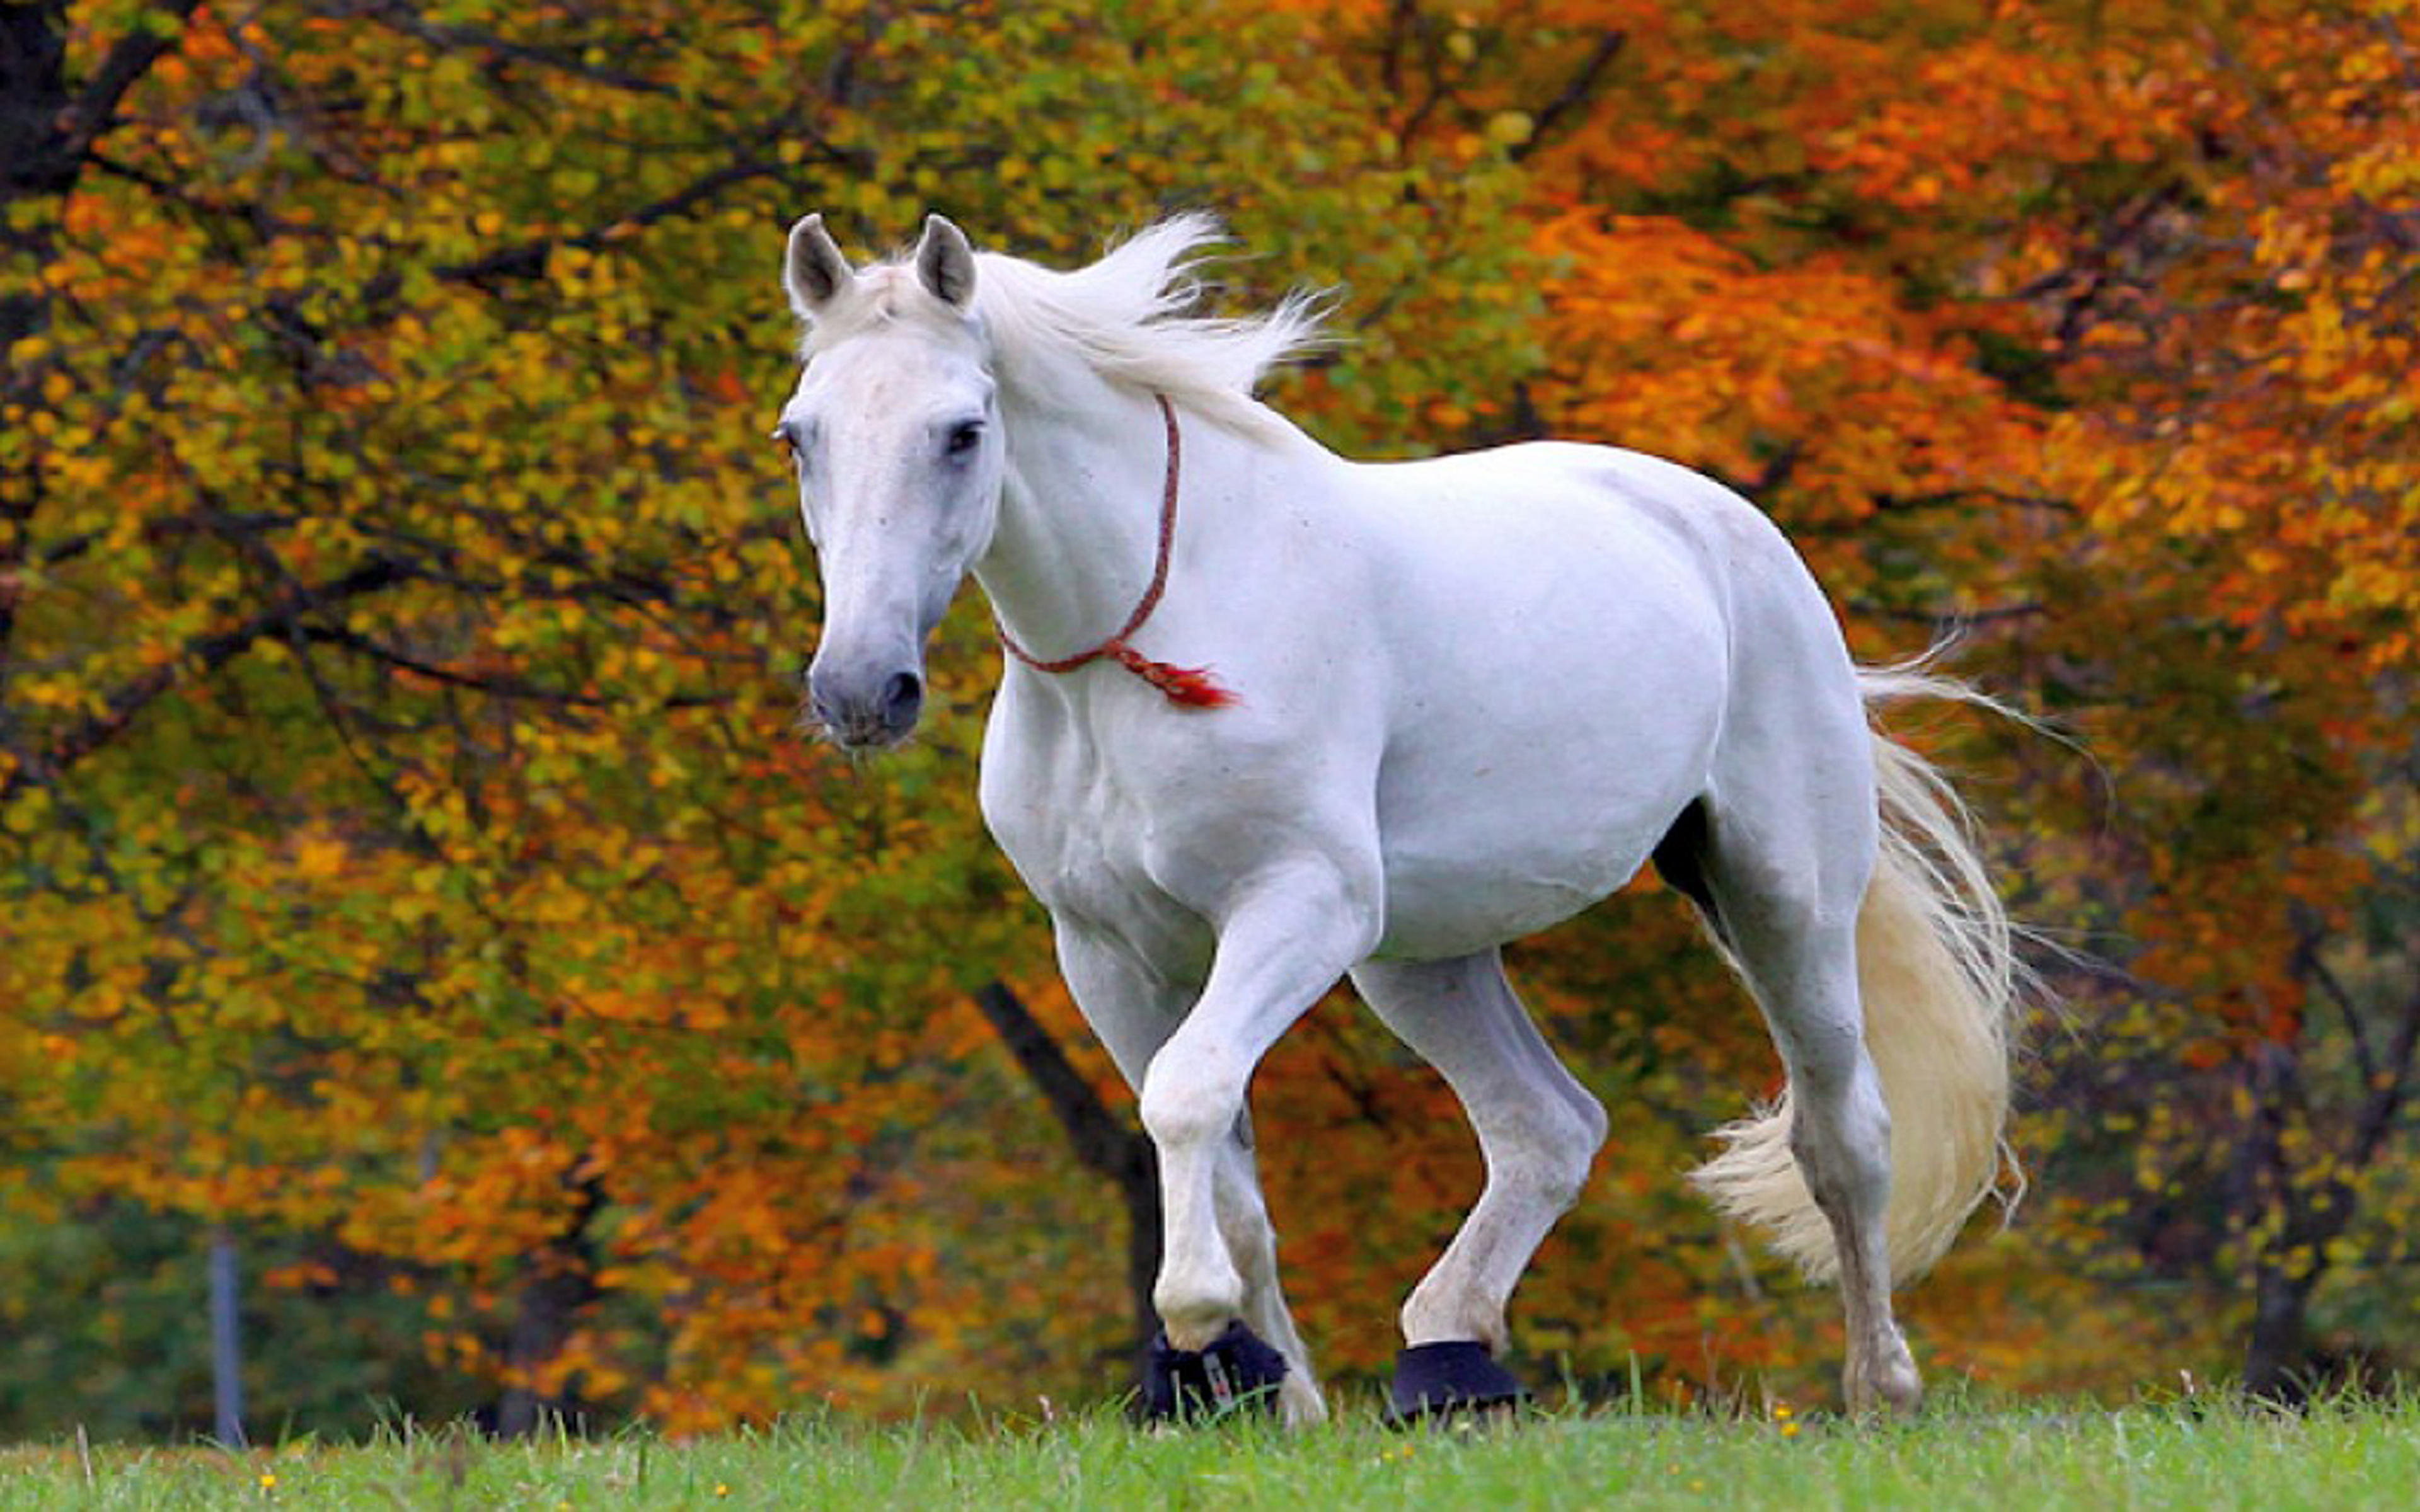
[785,213,855,319]
[914,214,976,308]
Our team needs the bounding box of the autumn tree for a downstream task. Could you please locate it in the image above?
[8,0,2417,1433]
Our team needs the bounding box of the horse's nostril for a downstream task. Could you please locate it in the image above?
[882,671,925,727]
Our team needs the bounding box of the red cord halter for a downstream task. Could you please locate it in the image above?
[995,394,1238,709]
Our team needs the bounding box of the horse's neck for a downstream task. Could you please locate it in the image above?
[977,384,1188,663]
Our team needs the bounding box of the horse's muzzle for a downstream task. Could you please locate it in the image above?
[808,664,925,750]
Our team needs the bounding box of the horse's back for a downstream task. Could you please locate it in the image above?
[1340,440,1850,958]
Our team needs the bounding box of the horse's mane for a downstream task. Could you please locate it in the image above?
[968,216,1330,437]
[797,216,1325,435]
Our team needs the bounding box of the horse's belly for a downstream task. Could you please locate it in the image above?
[1370,769,1691,959]
[1376,859,1640,959]
[1363,604,1728,959]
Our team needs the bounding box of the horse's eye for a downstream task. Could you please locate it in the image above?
[946,420,984,457]
[771,427,800,467]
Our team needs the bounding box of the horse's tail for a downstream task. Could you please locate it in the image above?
[1689,667,2022,1286]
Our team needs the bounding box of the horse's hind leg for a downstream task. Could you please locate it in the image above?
[1691,703,1923,1413]
[1350,951,1608,1394]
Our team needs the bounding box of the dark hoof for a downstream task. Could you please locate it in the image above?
[1387,1341,1530,1426]
[1140,1320,1289,1421]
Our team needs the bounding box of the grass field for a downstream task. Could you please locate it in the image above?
[4,1395,2416,1509]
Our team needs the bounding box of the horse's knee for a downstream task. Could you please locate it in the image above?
[1506,1091,1606,1213]
[1566,1085,1611,1164]
[1790,1071,1893,1215]
[1139,1053,1245,1150]
[1472,1070,1604,1203]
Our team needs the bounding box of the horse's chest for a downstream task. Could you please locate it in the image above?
[1013,791,1157,915]
[979,721,1211,953]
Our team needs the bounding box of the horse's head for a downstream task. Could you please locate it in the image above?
[775,214,1001,750]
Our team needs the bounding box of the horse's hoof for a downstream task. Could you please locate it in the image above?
[1386,1340,1530,1426]
[1845,1334,1924,1417]
[1847,1364,1924,1417]
[1140,1320,1289,1421]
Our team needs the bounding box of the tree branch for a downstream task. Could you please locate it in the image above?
[2351,978,2420,1169]
[1845,598,2047,627]
[434,158,794,285]
[2295,925,2378,1093]
[5,557,412,799]
[1512,30,1627,163]
[304,624,731,710]
[54,1,207,172]
[347,0,686,100]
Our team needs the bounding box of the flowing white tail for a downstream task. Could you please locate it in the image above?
[1690,669,2021,1285]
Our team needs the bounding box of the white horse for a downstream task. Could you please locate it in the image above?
[773,214,2020,1423]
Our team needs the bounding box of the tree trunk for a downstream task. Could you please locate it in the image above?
[971,980,1162,1377]
[493,1179,604,1437]
[2242,1261,2315,1402]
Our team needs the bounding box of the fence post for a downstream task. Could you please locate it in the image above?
[208,1224,246,1446]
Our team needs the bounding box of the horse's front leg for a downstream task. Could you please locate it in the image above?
[1054,922,1325,1421]
[1138,858,1379,1402]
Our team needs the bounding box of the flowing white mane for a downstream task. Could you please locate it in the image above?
[811,215,1328,436]
[971,217,1328,435]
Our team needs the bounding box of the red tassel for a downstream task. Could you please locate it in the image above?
[1114,644,1240,708]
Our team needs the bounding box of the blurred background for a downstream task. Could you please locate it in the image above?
[3,0,2416,1439]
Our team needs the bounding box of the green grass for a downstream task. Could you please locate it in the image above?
[5,1395,2418,1509]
